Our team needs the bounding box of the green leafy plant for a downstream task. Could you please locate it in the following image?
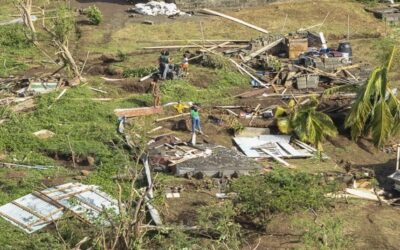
[86,5,103,25]
[345,47,400,147]
[52,6,75,43]
[298,218,351,250]
[197,201,241,249]
[275,99,337,153]
[123,67,158,78]
[0,25,30,48]
[231,169,336,228]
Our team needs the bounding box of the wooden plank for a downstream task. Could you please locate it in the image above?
[243,38,284,62]
[260,148,291,167]
[138,39,249,43]
[11,201,48,222]
[202,9,269,34]
[52,187,94,201]
[143,44,245,49]
[229,59,267,87]
[28,207,64,227]
[114,106,163,118]
[32,191,90,224]
[234,88,267,98]
[249,104,261,126]
[226,109,239,117]
[0,210,32,231]
[155,112,190,122]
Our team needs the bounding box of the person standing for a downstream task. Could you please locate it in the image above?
[158,50,170,80]
[151,75,161,107]
[159,50,171,80]
[181,53,189,76]
[190,104,202,134]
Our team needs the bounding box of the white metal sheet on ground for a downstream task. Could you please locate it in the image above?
[0,183,119,233]
[233,135,291,157]
[233,135,311,158]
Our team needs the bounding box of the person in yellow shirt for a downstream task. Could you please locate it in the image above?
[174,100,188,114]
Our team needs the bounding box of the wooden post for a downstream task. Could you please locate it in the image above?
[191,133,196,145]
[396,144,400,171]
[202,9,269,34]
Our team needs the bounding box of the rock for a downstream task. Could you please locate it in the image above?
[33,129,55,139]
[81,170,91,176]
[100,54,121,63]
[74,176,86,181]
[87,156,95,166]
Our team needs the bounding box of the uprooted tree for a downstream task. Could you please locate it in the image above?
[14,0,37,42]
[42,6,82,81]
[15,2,83,81]
[275,98,338,154]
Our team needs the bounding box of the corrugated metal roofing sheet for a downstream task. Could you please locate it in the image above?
[0,183,119,233]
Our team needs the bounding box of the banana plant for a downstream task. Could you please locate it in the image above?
[275,98,337,153]
[345,47,400,147]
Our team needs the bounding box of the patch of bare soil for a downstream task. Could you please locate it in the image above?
[162,179,217,226]
[42,176,67,187]
[186,70,218,88]
[105,78,152,93]
[5,171,27,179]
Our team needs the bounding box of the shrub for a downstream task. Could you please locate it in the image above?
[299,218,351,250]
[86,6,103,25]
[0,25,29,48]
[230,169,336,226]
[197,201,241,249]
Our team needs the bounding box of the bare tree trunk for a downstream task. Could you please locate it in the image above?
[16,0,37,42]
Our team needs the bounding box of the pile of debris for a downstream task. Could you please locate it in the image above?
[147,134,262,178]
[147,135,212,171]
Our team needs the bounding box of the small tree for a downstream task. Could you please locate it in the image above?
[42,6,82,81]
[86,5,103,25]
[345,47,400,147]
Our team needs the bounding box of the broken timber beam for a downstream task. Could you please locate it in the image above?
[229,59,267,87]
[260,148,291,167]
[143,45,245,49]
[201,9,269,34]
[114,106,163,118]
[155,112,190,122]
[243,38,285,62]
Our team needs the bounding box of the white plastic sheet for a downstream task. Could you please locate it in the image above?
[133,1,184,16]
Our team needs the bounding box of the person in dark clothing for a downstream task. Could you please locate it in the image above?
[159,50,171,80]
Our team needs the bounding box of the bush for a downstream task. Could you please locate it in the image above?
[123,66,158,78]
[0,25,29,48]
[299,218,351,250]
[230,169,337,226]
[86,6,103,25]
[197,201,241,249]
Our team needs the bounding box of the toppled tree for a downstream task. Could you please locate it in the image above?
[345,47,400,147]
[42,6,82,82]
[275,98,338,154]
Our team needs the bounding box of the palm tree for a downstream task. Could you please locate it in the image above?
[276,99,337,153]
[345,47,400,147]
